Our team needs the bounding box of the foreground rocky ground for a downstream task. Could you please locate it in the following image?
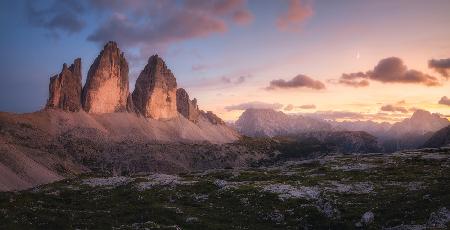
[1,148,449,229]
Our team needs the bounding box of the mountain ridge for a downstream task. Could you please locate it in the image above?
[0,41,239,191]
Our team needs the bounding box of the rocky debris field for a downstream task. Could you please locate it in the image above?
[0,148,449,229]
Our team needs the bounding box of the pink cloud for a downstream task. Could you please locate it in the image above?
[87,0,252,57]
[233,9,254,25]
[277,0,313,30]
[338,57,441,87]
[267,74,326,90]
[380,104,409,114]
[298,104,316,109]
[439,96,450,106]
[429,58,450,78]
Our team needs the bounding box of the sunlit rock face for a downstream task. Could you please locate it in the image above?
[132,55,178,119]
[46,58,82,112]
[176,88,200,122]
[82,41,129,113]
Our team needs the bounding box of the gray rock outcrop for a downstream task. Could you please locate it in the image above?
[176,88,200,122]
[46,58,82,112]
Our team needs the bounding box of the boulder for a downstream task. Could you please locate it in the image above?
[132,55,178,119]
[176,88,200,122]
[46,58,82,112]
[82,41,129,113]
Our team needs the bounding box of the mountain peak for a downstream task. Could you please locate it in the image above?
[82,41,130,113]
[46,58,82,112]
[147,54,167,69]
[389,109,449,137]
[132,53,177,119]
[410,109,433,120]
[104,41,118,49]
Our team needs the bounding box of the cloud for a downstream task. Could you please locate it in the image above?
[284,104,316,111]
[87,0,253,54]
[380,104,409,113]
[277,0,313,30]
[87,10,227,49]
[235,75,248,84]
[185,0,248,15]
[438,96,450,106]
[225,101,283,111]
[26,0,86,36]
[338,72,370,87]
[304,110,409,122]
[338,57,441,87]
[298,104,316,109]
[396,100,406,105]
[266,74,326,90]
[310,111,366,120]
[221,75,251,85]
[232,9,254,25]
[429,58,450,78]
[192,64,209,72]
[284,104,294,111]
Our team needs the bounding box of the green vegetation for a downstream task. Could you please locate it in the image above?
[1,148,449,229]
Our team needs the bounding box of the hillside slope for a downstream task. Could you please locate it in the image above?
[0,110,240,191]
[422,125,450,148]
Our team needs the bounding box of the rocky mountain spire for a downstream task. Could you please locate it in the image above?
[176,88,200,122]
[132,55,178,119]
[46,58,82,112]
[82,41,130,113]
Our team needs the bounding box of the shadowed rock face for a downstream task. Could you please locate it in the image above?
[82,41,129,113]
[46,58,82,112]
[176,88,199,122]
[132,55,178,119]
[201,110,225,125]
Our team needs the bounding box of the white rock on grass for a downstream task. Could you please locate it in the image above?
[315,199,339,219]
[137,173,196,190]
[267,210,284,223]
[213,179,248,190]
[361,211,374,224]
[331,163,376,172]
[330,181,374,194]
[213,179,228,188]
[427,207,450,228]
[185,217,199,223]
[421,153,449,160]
[262,183,319,201]
[82,176,133,188]
[382,224,425,230]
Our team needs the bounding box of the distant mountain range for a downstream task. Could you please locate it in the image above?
[235,109,331,137]
[234,108,450,152]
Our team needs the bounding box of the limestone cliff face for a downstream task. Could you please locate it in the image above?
[132,55,178,119]
[201,110,225,125]
[176,88,200,122]
[46,58,82,112]
[82,41,129,113]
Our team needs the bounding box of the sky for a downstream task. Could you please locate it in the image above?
[0,0,449,122]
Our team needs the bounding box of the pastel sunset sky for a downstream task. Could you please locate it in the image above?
[1,0,449,122]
